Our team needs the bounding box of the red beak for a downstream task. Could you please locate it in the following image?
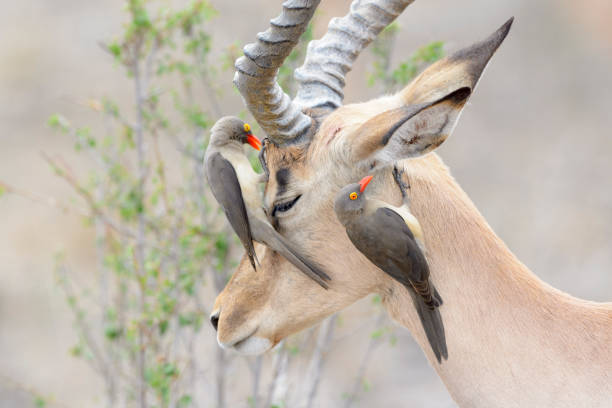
[359,175,373,193]
[246,133,262,151]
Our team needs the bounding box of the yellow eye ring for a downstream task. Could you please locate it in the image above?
[349,192,358,200]
[243,123,251,133]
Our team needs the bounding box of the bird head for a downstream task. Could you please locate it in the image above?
[333,175,373,224]
[210,116,262,150]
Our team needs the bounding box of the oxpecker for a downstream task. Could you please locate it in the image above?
[334,172,447,362]
[205,116,330,288]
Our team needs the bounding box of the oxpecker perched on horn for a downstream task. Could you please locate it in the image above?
[205,116,330,288]
[334,173,447,362]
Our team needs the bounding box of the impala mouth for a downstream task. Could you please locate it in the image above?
[218,328,272,355]
[232,328,257,347]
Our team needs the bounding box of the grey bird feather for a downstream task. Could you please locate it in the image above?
[207,152,258,270]
[334,175,447,362]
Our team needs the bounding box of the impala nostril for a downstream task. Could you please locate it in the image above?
[210,312,220,331]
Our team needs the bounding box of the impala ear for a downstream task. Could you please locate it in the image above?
[402,17,513,105]
[349,18,513,168]
[350,87,471,164]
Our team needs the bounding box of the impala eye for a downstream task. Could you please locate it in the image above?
[272,195,301,217]
[349,192,358,200]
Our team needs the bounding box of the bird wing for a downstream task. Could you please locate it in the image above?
[346,207,447,361]
[347,207,429,284]
[347,207,441,308]
[206,152,257,269]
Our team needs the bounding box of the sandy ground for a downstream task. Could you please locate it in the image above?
[0,0,611,407]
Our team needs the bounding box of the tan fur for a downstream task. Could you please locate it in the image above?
[213,51,612,407]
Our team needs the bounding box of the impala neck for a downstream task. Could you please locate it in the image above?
[382,154,612,407]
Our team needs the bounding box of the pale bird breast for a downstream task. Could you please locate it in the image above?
[377,200,426,252]
[224,150,262,210]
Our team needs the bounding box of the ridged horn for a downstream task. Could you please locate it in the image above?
[294,0,415,111]
[234,0,321,144]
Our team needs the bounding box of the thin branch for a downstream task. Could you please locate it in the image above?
[55,264,111,381]
[0,374,73,408]
[0,180,88,216]
[329,314,382,348]
[131,33,148,408]
[300,314,338,408]
[264,340,289,408]
[41,154,138,239]
[215,346,227,408]
[343,313,387,408]
[195,55,222,118]
[250,356,263,408]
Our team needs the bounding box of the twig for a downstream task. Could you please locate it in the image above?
[0,374,73,408]
[0,180,88,216]
[264,340,289,408]
[198,65,223,119]
[150,128,171,212]
[328,314,382,348]
[131,33,148,408]
[55,264,111,382]
[92,179,119,408]
[143,37,160,99]
[300,314,338,408]
[250,356,263,408]
[343,313,387,408]
[215,347,227,408]
[41,153,138,239]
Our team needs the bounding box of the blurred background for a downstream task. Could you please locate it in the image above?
[0,0,611,407]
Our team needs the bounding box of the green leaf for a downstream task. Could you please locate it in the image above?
[370,328,385,340]
[102,98,119,117]
[107,41,122,60]
[163,363,178,377]
[69,344,83,357]
[76,127,96,149]
[105,325,122,340]
[178,313,194,326]
[159,320,169,335]
[47,114,70,133]
[178,395,193,407]
[131,5,151,29]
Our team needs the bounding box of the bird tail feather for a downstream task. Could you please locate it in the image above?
[246,241,258,271]
[250,217,330,289]
[271,235,330,289]
[411,279,442,309]
[409,286,448,364]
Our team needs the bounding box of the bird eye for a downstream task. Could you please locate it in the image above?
[243,123,251,133]
[349,192,358,200]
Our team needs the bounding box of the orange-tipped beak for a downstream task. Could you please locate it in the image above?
[246,133,262,151]
[359,175,373,193]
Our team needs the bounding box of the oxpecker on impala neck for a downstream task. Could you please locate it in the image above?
[334,174,447,362]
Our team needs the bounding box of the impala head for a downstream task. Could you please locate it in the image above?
[212,0,512,355]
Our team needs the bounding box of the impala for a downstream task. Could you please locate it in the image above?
[210,0,612,406]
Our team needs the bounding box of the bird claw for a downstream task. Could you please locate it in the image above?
[392,165,411,203]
